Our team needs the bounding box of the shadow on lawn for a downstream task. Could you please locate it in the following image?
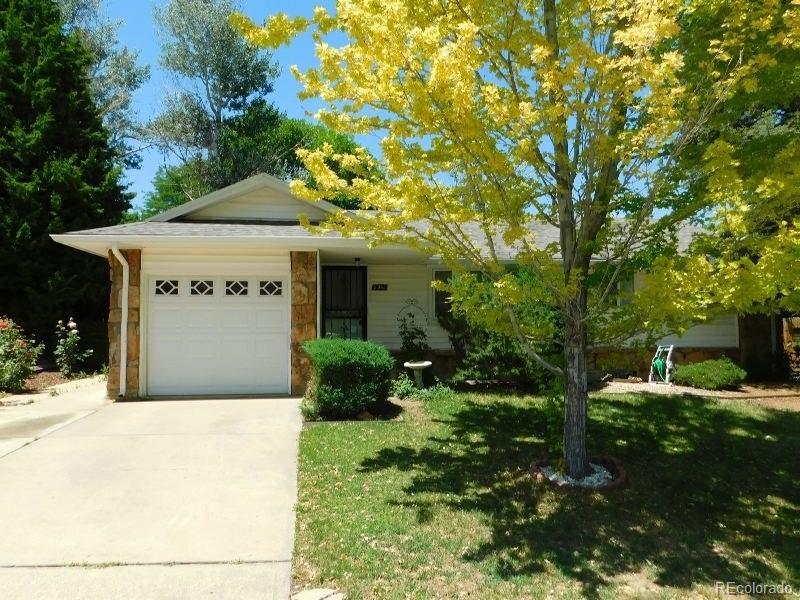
[359,394,800,596]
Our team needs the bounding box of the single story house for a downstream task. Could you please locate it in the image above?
[51,174,778,398]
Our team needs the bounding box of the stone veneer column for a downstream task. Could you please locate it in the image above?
[290,251,318,395]
[107,249,141,398]
[784,316,800,381]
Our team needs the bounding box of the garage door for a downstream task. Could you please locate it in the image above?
[146,276,289,395]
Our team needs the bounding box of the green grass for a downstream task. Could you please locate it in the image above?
[293,393,800,599]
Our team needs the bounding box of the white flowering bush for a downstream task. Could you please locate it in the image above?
[0,317,43,392]
[54,318,92,377]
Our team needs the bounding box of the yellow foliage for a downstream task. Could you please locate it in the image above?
[232,0,798,352]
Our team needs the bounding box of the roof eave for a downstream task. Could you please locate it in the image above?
[50,232,385,255]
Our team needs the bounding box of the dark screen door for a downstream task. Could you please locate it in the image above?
[322,267,367,340]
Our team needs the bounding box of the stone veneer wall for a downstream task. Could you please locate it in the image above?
[589,346,740,379]
[783,317,800,381]
[107,249,141,398]
[290,251,318,395]
[591,315,782,380]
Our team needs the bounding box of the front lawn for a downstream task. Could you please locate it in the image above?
[293,392,800,599]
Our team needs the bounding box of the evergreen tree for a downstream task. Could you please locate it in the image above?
[0,0,128,361]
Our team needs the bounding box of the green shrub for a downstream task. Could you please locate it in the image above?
[303,338,395,419]
[390,372,417,399]
[300,396,321,420]
[673,357,747,390]
[397,313,431,362]
[436,267,562,391]
[54,318,93,376]
[0,317,44,392]
[390,372,454,403]
[413,381,455,402]
[447,325,557,391]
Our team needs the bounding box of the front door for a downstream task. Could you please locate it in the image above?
[322,266,367,340]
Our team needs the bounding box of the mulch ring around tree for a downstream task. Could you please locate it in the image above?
[531,455,627,492]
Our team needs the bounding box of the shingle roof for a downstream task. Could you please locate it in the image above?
[63,218,560,258]
[60,217,699,258]
[64,221,335,237]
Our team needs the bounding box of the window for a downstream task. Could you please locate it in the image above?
[433,270,452,318]
[260,280,282,296]
[155,280,179,296]
[225,280,249,296]
[190,280,214,296]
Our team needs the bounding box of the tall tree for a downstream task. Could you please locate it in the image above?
[666,0,800,315]
[130,162,209,221]
[57,0,150,168]
[139,0,369,218]
[207,106,370,207]
[148,0,278,162]
[135,104,370,219]
[0,0,128,354]
[209,103,366,189]
[234,0,797,477]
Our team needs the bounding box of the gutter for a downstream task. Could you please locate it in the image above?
[110,244,129,397]
[49,234,419,259]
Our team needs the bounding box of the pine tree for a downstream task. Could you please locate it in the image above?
[0,0,128,359]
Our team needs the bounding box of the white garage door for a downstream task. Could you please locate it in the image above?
[146,276,289,395]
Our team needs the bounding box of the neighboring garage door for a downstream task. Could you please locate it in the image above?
[146,275,289,395]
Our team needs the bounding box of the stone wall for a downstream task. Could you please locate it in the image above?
[107,249,141,398]
[589,316,782,380]
[783,317,800,382]
[290,251,318,395]
[589,346,740,379]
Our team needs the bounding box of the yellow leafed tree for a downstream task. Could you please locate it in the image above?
[233,0,799,478]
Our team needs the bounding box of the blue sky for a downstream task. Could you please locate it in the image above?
[106,0,340,208]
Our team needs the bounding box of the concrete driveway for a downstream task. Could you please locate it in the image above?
[0,385,301,600]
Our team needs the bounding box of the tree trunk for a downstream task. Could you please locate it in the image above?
[563,289,590,479]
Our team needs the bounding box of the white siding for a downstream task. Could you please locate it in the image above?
[366,265,451,350]
[634,272,739,348]
[141,248,290,277]
[186,189,329,222]
[363,265,739,351]
[658,314,739,348]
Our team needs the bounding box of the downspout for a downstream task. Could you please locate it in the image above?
[316,250,321,338]
[110,244,128,397]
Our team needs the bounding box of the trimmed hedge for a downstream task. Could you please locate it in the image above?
[673,357,747,390]
[302,338,395,418]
